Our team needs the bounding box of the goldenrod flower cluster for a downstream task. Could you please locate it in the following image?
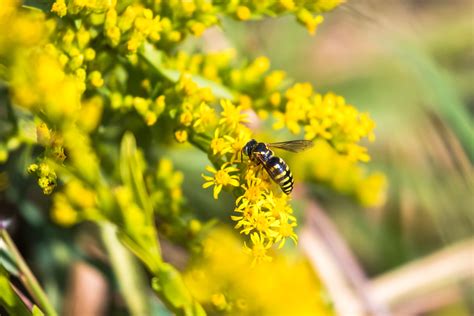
[184,228,333,315]
[291,140,387,207]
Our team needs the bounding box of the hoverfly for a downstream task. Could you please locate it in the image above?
[242,139,314,194]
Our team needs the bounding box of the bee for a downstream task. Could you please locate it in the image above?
[242,139,314,194]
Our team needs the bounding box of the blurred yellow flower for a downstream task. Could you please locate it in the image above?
[236,6,251,21]
[174,129,188,143]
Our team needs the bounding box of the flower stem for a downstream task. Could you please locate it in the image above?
[0,229,57,316]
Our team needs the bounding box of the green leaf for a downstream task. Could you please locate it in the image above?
[22,0,53,12]
[0,266,31,316]
[0,244,20,277]
[141,44,236,100]
[101,224,152,316]
[116,231,161,274]
[151,263,193,311]
[120,132,154,224]
[32,305,45,316]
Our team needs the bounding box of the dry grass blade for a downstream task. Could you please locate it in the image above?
[300,200,390,316]
[368,239,474,315]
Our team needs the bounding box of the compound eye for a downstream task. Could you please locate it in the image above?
[243,145,250,156]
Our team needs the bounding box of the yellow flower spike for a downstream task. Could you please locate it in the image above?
[201,163,240,199]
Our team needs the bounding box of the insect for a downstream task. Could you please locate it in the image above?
[242,139,314,194]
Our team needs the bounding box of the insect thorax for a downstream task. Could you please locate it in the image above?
[252,143,273,162]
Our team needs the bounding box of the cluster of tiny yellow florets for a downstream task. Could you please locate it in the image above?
[291,140,387,207]
[164,52,376,162]
[274,85,376,162]
[197,100,300,263]
[50,0,343,52]
[184,228,333,315]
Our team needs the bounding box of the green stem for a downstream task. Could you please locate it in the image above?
[100,223,151,316]
[0,229,57,316]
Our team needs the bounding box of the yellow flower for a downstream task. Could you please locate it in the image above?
[51,0,67,17]
[236,6,251,21]
[210,129,233,157]
[236,178,265,205]
[190,22,206,37]
[274,212,298,248]
[193,102,216,131]
[51,193,78,227]
[224,126,252,162]
[88,70,104,88]
[304,118,332,140]
[264,70,285,91]
[357,172,387,207]
[211,293,228,311]
[279,0,295,10]
[241,208,279,237]
[179,110,193,126]
[202,163,240,199]
[174,129,188,143]
[346,143,370,162]
[219,99,249,128]
[244,233,272,265]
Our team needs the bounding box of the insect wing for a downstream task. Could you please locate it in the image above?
[267,140,314,153]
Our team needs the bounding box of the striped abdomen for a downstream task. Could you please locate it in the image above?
[265,156,294,194]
